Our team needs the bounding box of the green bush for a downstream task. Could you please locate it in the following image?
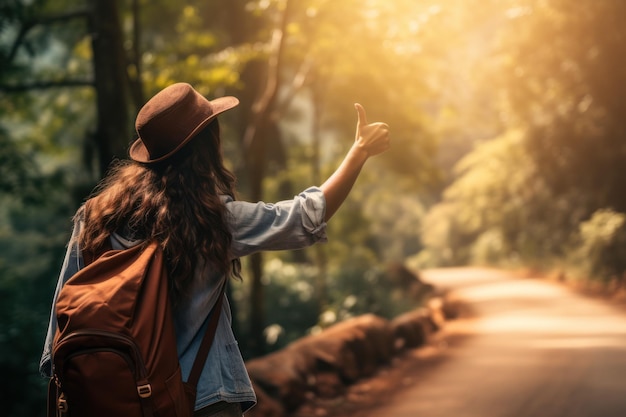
[232,255,429,357]
[573,209,626,283]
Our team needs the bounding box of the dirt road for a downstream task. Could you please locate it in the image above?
[301,267,626,417]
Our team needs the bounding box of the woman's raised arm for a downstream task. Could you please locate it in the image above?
[320,103,390,221]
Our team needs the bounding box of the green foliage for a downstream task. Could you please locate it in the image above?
[0,204,69,417]
[417,124,622,271]
[0,138,76,417]
[360,172,427,262]
[417,0,626,281]
[323,264,421,324]
[233,258,320,356]
[420,130,561,267]
[139,2,251,90]
[495,0,626,214]
[571,210,626,283]
[233,255,426,357]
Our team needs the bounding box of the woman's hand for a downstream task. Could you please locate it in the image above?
[320,104,390,221]
[354,103,390,157]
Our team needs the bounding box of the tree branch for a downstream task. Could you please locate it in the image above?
[275,54,314,116]
[7,8,90,65]
[242,0,294,151]
[0,79,94,93]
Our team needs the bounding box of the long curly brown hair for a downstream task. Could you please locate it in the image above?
[78,120,241,304]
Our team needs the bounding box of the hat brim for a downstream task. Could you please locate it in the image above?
[129,96,239,164]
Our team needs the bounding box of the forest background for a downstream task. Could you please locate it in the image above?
[1,1,625,416]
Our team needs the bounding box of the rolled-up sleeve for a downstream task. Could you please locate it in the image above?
[227,186,327,257]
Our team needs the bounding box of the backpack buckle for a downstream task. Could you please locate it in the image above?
[58,393,68,415]
[137,383,152,398]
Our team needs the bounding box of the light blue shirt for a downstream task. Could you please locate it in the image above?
[40,187,327,413]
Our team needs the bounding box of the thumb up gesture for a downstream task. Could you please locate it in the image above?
[354,103,390,157]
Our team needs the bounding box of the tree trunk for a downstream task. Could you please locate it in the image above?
[311,80,328,315]
[89,0,131,175]
[225,0,295,356]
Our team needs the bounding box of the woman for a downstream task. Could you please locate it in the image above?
[40,82,390,416]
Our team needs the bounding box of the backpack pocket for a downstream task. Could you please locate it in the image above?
[53,331,153,417]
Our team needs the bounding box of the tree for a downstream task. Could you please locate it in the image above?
[1,0,137,178]
[419,0,626,276]
[496,0,626,215]
[90,0,135,174]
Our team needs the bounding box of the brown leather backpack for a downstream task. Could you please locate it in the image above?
[48,241,224,417]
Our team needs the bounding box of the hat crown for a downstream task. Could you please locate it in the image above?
[130,83,239,164]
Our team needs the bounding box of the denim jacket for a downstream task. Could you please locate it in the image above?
[40,187,327,413]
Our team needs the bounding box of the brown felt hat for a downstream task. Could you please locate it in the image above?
[129,83,239,163]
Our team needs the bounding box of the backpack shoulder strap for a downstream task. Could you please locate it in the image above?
[187,279,227,388]
[82,238,114,266]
